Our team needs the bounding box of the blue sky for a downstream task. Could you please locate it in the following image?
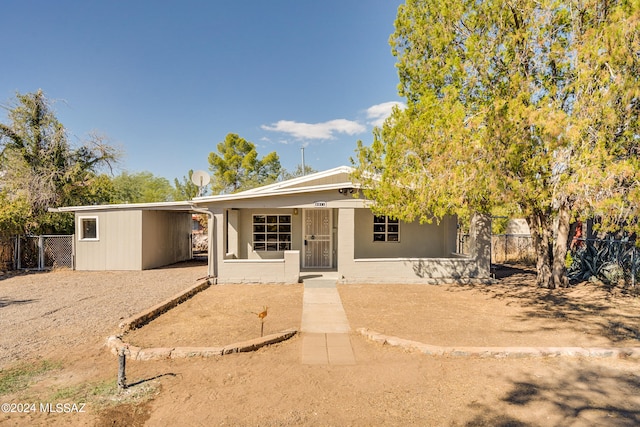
[1,1,405,183]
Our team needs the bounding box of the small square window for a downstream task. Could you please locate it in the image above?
[372,215,400,242]
[79,217,99,241]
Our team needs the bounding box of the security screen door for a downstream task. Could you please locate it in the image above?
[303,209,332,268]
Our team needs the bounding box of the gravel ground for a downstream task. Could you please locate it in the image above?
[0,261,208,368]
[2,263,640,426]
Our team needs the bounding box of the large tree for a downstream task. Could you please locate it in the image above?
[111,171,175,203]
[0,90,119,234]
[354,0,640,288]
[208,133,282,194]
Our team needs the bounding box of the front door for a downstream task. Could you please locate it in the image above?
[303,209,332,268]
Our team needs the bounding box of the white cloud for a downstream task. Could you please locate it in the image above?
[261,119,366,140]
[366,101,405,127]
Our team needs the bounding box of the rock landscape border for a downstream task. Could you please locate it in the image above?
[107,279,298,360]
[106,330,298,361]
[358,328,640,359]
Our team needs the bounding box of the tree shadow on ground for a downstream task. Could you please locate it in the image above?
[0,297,37,308]
[464,363,640,426]
[454,264,640,346]
[491,264,536,281]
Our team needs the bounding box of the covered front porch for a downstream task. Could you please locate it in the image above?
[213,207,339,283]
[205,205,490,284]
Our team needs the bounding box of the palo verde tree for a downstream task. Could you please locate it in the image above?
[0,90,119,235]
[354,0,640,289]
[208,133,282,194]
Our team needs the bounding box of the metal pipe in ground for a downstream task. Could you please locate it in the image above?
[117,348,127,391]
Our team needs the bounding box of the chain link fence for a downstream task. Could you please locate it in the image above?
[491,234,535,264]
[0,235,74,271]
[457,233,535,264]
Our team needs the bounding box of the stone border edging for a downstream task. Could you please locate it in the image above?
[118,279,212,333]
[358,328,640,359]
[106,329,298,360]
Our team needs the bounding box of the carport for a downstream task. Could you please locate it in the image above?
[51,202,209,272]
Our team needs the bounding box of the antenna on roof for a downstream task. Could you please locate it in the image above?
[191,170,211,198]
[301,147,306,176]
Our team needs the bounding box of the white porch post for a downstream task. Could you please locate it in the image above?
[337,208,355,279]
[227,209,239,258]
[214,211,225,279]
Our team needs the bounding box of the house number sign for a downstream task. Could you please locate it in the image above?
[314,201,327,208]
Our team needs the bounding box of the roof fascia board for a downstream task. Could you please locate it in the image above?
[50,201,195,213]
[193,181,360,204]
[238,165,355,195]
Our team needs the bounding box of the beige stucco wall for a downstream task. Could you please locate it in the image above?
[353,209,456,259]
[218,250,300,283]
[75,211,143,270]
[141,211,192,269]
[337,209,491,284]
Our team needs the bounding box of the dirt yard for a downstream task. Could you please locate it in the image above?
[1,263,640,426]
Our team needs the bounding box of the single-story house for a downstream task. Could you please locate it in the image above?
[53,166,491,284]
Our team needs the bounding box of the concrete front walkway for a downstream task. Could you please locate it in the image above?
[300,276,355,365]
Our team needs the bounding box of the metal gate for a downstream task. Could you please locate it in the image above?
[303,209,332,268]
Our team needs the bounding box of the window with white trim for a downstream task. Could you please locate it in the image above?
[252,215,291,251]
[373,215,399,242]
[79,216,99,241]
